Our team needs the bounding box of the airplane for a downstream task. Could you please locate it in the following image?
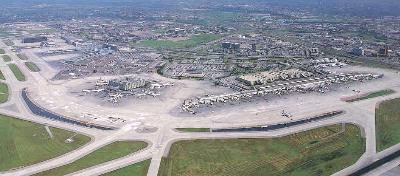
[281,110,292,118]
[109,93,123,98]
[107,98,119,103]
[92,89,105,92]
[82,89,92,93]
[148,92,161,97]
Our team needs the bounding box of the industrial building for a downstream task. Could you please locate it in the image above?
[22,36,48,43]
[237,69,313,86]
[108,78,147,91]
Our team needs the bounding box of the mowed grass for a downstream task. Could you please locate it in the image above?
[158,124,365,176]
[376,98,400,152]
[0,49,5,54]
[0,114,91,171]
[3,39,14,46]
[0,69,5,80]
[28,29,56,34]
[2,55,11,62]
[141,34,220,49]
[8,64,26,81]
[102,159,151,176]
[25,62,41,72]
[16,53,29,60]
[0,83,9,103]
[35,141,148,176]
[345,89,396,102]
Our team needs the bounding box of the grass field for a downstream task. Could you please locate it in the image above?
[0,69,5,80]
[35,141,148,176]
[16,53,29,60]
[2,55,11,62]
[159,124,365,176]
[357,29,388,42]
[141,34,220,49]
[0,83,9,103]
[8,64,26,81]
[0,31,11,38]
[0,49,5,54]
[3,39,14,46]
[176,128,211,132]
[102,160,151,176]
[25,62,41,72]
[28,29,56,34]
[0,114,91,171]
[376,98,400,152]
[345,89,395,102]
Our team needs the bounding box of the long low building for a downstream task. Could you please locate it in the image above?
[237,69,313,86]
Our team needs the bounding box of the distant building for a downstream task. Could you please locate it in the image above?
[221,42,240,53]
[22,36,47,43]
[103,43,119,51]
[231,43,241,52]
[352,47,365,56]
[304,48,319,57]
[251,43,257,52]
[108,78,147,91]
[379,46,389,57]
[222,42,231,50]
[237,69,313,86]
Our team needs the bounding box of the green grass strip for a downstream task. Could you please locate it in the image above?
[159,124,365,176]
[0,69,5,80]
[3,39,14,46]
[8,64,26,81]
[2,55,11,62]
[25,62,41,72]
[346,89,395,102]
[0,83,8,103]
[376,98,400,151]
[17,53,29,60]
[0,114,91,171]
[102,159,151,176]
[35,141,148,176]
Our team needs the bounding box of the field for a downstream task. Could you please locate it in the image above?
[0,69,5,80]
[344,89,395,102]
[0,31,11,38]
[176,128,211,132]
[0,83,9,103]
[102,160,151,176]
[17,53,29,60]
[0,114,91,171]
[3,39,14,46]
[28,29,56,34]
[2,55,11,62]
[376,98,400,152]
[357,29,388,42]
[158,124,365,176]
[8,64,26,81]
[0,49,5,54]
[141,34,220,49]
[25,62,41,72]
[35,141,148,176]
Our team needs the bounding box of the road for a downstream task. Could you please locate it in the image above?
[1,40,400,176]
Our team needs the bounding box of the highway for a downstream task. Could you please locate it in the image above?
[1,39,400,176]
